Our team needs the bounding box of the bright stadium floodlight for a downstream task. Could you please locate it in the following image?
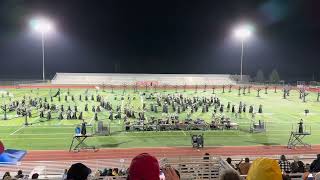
[30,17,55,81]
[233,24,254,81]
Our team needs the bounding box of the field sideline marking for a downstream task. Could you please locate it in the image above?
[9,131,320,138]
[88,117,94,125]
[10,126,25,135]
[181,130,186,136]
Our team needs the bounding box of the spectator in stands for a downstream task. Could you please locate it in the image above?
[128,153,160,180]
[2,172,11,180]
[236,157,251,175]
[31,173,39,179]
[310,154,320,172]
[14,170,24,179]
[314,172,320,180]
[100,168,108,176]
[112,168,119,176]
[247,158,282,180]
[226,157,235,169]
[306,163,311,172]
[106,168,113,176]
[163,167,180,180]
[282,174,291,180]
[279,155,291,173]
[219,169,242,180]
[67,163,91,180]
[203,152,210,160]
[92,170,101,179]
[128,153,180,180]
[62,169,68,180]
[290,156,305,173]
[119,168,127,176]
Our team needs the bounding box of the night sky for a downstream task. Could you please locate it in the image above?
[0,0,319,81]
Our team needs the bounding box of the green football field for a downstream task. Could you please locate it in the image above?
[0,87,319,150]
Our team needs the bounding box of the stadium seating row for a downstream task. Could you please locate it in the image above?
[2,154,320,179]
[51,73,237,85]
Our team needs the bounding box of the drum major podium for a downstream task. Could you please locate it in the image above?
[69,134,96,152]
[287,131,311,149]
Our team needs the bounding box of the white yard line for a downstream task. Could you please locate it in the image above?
[181,130,187,136]
[88,118,94,125]
[10,126,25,135]
[10,133,73,136]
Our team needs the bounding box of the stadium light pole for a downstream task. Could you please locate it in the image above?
[233,24,253,81]
[30,18,54,81]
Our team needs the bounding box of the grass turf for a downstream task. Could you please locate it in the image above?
[0,87,319,150]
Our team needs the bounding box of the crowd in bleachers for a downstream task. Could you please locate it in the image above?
[3,153,320,179]
[224,154,320,180]
[2,170,39,180]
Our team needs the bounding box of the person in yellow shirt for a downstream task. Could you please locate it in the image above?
[247,158,282,180]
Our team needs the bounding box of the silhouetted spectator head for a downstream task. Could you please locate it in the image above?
[67,163,91,180]
[245,158,250,163]
[128,153,160,180]
[2,172,10,179]
[15,170,24,178]
[219,169,242,180]
[31,173,39,179]
[17,170,23,175]
[226,157,232,164]
[280,155,287,161]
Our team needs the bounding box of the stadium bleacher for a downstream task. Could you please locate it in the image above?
[51,73,237,86]
[1,154,318,179]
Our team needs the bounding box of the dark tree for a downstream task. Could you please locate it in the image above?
[255,69,265,83]
[269,69,280,83]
